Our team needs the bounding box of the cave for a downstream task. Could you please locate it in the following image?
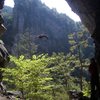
[0,0,100,99]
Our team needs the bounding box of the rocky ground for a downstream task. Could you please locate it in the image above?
[0,91,23,100]
[0,95,9,100]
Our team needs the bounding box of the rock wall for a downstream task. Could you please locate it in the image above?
[12,0,80,54]
[66,0,96,34]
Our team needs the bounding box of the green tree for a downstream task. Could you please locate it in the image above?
[12,31,37,58]
[3,55,54,100]
[68,31,91,91]
[47,53,80,99]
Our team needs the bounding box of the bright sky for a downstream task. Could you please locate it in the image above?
[4,0,81,22]
[4,0,14,7]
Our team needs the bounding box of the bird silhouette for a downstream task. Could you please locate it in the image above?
[37,34,48,39]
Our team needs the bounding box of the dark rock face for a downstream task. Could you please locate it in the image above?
[12,0,79,54]
[66,0,96,34]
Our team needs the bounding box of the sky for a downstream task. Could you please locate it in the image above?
[4,0,81,22]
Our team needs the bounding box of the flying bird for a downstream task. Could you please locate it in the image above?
[37,34,48,39]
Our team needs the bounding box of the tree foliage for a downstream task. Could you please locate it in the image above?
[2,51,91,99]
[12,31,37,58]
[68,31,91,94]
[3,55,54,99]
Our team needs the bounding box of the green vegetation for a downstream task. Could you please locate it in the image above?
[12,31,38,57]
[2,52,91,99]
[2,54,69,99]
[3,55,53,99]
[68,31,91,91]
[1,2,94,99]
[2,31,92,99]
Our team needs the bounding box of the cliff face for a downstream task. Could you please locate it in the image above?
[13,0,77,33]
[12,0,80,54]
